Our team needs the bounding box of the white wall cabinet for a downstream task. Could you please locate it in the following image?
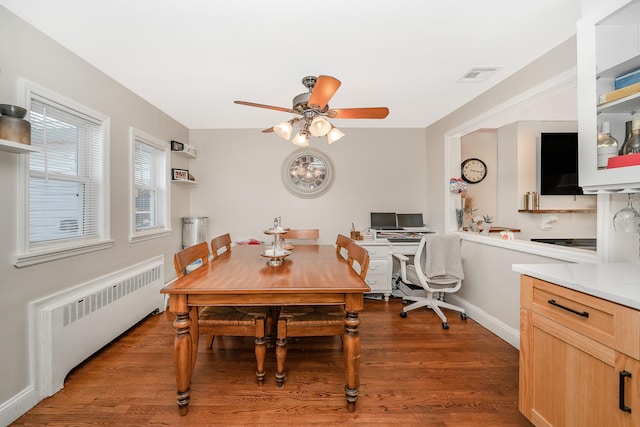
[356,241,419,301]
[578,0,640,192]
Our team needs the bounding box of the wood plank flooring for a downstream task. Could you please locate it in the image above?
[12,298,532,426]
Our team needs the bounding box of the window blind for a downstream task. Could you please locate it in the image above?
[28,97,103,245]
[133,138,162,230]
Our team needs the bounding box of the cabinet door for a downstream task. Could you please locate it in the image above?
[523,311,618,426]
[617,354,640,427]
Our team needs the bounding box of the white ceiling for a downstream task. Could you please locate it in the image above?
[0,0,581,130]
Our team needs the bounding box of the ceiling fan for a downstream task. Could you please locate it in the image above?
[234,75,389,146]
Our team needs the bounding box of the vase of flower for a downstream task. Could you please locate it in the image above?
[455,208,464,231]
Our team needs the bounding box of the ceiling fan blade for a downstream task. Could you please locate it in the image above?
[307,75,341,110]
[328,107,389,119]
[234,100,299,115]
[262,127,274,133]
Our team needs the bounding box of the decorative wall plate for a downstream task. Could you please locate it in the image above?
[281,148,334,198]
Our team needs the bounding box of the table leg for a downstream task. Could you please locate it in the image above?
[343,310,361,412]
[173,310,193,416]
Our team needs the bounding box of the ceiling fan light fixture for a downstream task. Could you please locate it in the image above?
[326,126,345,144]
[274,120,294,140]
[292,131,310,147]
[309,116,332,137]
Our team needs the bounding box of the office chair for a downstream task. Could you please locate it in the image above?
[275,237,369,387]
[394,234,467,329]
[173,240,271,383]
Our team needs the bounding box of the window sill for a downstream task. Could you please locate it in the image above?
[14,239,114,268]
[130,229,172,243]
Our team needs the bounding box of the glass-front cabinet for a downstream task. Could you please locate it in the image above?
[578,0,640,193]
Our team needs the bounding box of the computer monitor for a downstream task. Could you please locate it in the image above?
[397,213,424,228]
[370,212,397,229]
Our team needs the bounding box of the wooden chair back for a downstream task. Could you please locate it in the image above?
[173,241,209,278]
[283,229,319,244]
[346,241,370,280]
[211,233,232,259]
[335,234,351,258]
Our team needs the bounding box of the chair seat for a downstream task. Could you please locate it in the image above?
[406,265,460,289]
[279,305,344,327]
[199,306,269,326]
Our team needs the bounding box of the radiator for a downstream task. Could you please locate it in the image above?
[30,256,166,398]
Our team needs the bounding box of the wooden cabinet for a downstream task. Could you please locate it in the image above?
[577,0,640,192]
[520,275,640,426]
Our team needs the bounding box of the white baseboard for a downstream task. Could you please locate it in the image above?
[0,385,38,426]
[448,294,520,349]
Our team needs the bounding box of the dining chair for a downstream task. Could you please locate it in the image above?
[210,233,232,259]
[282,229,319,245]
[173,241,271,383]
[275,237,370,387]
[335,234,351,259]
[173,241,209,278]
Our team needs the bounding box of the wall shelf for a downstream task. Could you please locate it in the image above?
[518,209,596,214]
[0,138,41,154]
[172,149,196,158]
[171,179,197,185]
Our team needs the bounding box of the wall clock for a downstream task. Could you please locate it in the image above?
[461,158,487,184]
[281,148,335,198]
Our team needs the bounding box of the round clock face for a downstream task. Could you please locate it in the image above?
[281,148,335,198]
[461,158,487,184]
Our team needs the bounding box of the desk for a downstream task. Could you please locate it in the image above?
[161,245,370,415]
[356,239,420,300]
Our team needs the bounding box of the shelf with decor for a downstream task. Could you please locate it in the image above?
[171,179,197,185]
[517,209,597,214]
[577,0,640,191]
[0,138,41,154]
[170,140,197,158]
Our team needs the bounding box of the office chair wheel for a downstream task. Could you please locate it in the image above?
[442,322,449,330]
[461,313,467,320]
[400,311,407,318]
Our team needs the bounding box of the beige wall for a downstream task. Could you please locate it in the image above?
[461,131,498,225]
[0,6,188,413]
[187,128,428,243]
[423,37,581,340]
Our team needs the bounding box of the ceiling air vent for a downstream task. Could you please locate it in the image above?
[458,67,502,83]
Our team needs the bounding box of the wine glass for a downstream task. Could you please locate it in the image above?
[613,193,640,233]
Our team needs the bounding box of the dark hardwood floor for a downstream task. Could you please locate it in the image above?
[12,298,532,426]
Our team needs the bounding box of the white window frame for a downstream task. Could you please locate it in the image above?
[15,79,112,267]
[129,127,171,242]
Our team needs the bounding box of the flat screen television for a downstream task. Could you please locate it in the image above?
[538,132,583,196]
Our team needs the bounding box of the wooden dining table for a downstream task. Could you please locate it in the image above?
[161,244,370,415]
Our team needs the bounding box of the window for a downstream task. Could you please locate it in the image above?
[16,80,111,267]
[130,128,170,242]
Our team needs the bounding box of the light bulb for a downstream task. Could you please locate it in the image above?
[327,126,345,144]
[292,131,309,146]
[309,116,331,137]
[273,120,293,140]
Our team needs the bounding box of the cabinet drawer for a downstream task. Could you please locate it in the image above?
[366,259,388,275]
[359,245,390,258]
[522,276,640,358]
[365,271,389,292]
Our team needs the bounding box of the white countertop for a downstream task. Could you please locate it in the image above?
[513,263,640,310]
